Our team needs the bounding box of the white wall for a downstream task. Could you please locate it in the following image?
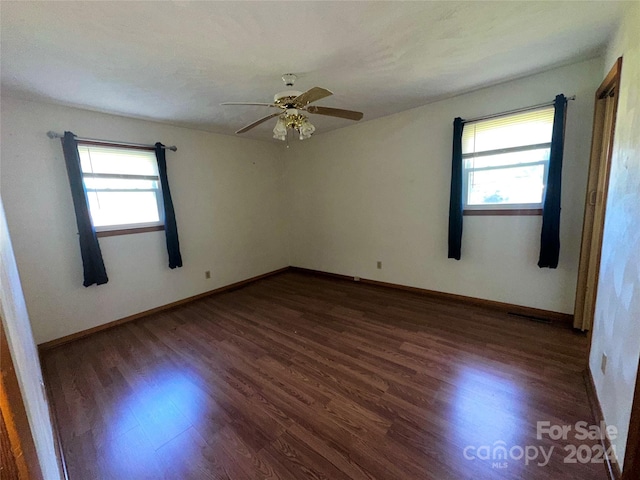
[0,59,606,341]
[589,2,640,470]
[0,97,289,344]
[284,58,602,314]
[0,196,61,479]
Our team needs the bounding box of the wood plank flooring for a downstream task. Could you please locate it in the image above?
[42,271,608,479]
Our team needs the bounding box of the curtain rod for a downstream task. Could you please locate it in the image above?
[46,131,177,152]
[462,95,576,124]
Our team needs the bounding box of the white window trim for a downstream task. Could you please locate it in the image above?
[94,220,165,233]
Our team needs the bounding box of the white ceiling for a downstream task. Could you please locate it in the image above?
[0,1,626,141]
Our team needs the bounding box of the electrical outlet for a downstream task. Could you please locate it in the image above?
[601,353,608,374]
[377,261,382,269]
[205,270,211,279]
[354,276,360,281]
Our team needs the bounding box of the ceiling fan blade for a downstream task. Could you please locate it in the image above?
[292,87,333,107]
[221,102,279,107]
[236,112,281,134]
[306,105,363,121]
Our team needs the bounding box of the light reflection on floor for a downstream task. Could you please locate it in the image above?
[103,365,211,476]
[449,366,523,448]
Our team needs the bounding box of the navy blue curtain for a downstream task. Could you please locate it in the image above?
[155,143,183,269]
[538,94,567,268]
[448,117,464,260]
[61,132,108,287]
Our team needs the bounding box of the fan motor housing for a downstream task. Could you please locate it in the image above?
[274,90,303,105]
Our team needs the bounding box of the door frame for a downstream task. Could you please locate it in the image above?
[622,358,640,479]
[575,57,622,332]
[0,316,44,480]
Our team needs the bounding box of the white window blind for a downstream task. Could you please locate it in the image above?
[462,107,554,209]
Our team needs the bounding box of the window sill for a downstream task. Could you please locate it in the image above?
[463,209,543,216]
[96,225,165,238]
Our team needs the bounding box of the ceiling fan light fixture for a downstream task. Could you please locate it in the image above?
[299,117,315,140]
[273,116,287,141]
[225,75,363,140]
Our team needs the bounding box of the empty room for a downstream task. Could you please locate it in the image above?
[1,1,639,479]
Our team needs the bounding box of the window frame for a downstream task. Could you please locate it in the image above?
[461,107,554,215]
[78,141,166,237]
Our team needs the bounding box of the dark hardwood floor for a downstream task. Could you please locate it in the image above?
[42,271,607,479]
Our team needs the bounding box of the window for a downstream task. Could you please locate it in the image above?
[462,107,554,213]
[78,143,165,234]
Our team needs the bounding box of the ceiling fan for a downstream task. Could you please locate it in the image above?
[222,74,364,141]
